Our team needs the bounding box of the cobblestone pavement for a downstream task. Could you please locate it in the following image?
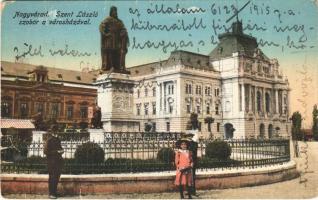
[2,142,317,199]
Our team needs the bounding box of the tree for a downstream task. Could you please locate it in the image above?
[312,105,318,141]
[190,113,199,130]
[144,123,152,132]
[205,140,231,160]
[204,117,214,138]
[291,112,303,140]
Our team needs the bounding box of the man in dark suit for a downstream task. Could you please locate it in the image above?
[44,124,64,199]
[184,133,199,196]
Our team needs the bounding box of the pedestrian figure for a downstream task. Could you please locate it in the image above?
[184,133,198,196]
[294,140,299,157]
[44,124,64,199]
[175,138,193,199]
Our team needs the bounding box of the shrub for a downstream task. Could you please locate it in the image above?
[1,147,20,161]
[157,147,175,163]
[74,142,104,163]
[24,156,46,163]
[144,123,152,132]
[105,158,173,173]
[198,156,240,168]
[1,142,29,162]
[17,142,28,158]
[205,140,231,160]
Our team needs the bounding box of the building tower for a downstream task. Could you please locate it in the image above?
[209,20,290,139]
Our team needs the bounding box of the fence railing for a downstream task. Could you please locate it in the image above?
[1,132,290,174]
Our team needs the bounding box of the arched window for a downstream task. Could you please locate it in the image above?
[169,104,173,113]
[215,104,219,115]
[144,103,149,115]
[20,102,29,118]
[206,104,210,114]
[67,105,73,119]
[257,91,262,112]
[136,104,141,115]
[152,102,156,115]
[35,102,45,114]
[265,92,270,113]
[152,87,156,97]
[283,95,288,114]
[51,102,59,118]
[80,106,88,118]
[1,101,12,118]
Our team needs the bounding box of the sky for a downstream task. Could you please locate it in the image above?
[1,0,318,127]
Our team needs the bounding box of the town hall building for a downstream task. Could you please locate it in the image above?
[129,21,290,139]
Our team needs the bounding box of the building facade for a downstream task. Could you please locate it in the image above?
[128,21,290,139]
[1,62,98,129]
[1,21,290,139]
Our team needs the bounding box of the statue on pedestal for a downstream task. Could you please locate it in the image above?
[100,6,129,74]
[32,112,46,131]
[91,107,102,129]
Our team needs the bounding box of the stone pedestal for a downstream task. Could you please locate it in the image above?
[29,131,46,157]
[88,129,105,143]
[94,73,139,132]
[32,131,46,142]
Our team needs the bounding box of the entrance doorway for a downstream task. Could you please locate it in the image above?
[268,124,273,138]
[260,123,265,138]
[224,123,235,139]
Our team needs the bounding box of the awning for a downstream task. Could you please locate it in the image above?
[0,119,35,129]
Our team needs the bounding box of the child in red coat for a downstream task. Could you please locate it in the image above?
[175,139,193,199]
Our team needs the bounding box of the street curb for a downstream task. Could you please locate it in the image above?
[1,161,299,195]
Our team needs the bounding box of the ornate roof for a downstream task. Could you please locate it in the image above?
[128,50,213,76]
[209,21,268,60]
[1,61,98,85]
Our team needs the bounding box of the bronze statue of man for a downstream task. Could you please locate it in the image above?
[100,6,129,73]
[91,106,102,129]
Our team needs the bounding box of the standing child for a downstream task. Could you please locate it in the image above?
[175,139,193,199]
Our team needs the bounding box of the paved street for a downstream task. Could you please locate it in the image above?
[2,142,317,199]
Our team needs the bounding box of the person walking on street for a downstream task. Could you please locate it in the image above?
[44,124,64,199]
[175,138,193,199]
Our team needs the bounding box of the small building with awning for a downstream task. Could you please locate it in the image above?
[1,119,35,129]
[1,119,35,142]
